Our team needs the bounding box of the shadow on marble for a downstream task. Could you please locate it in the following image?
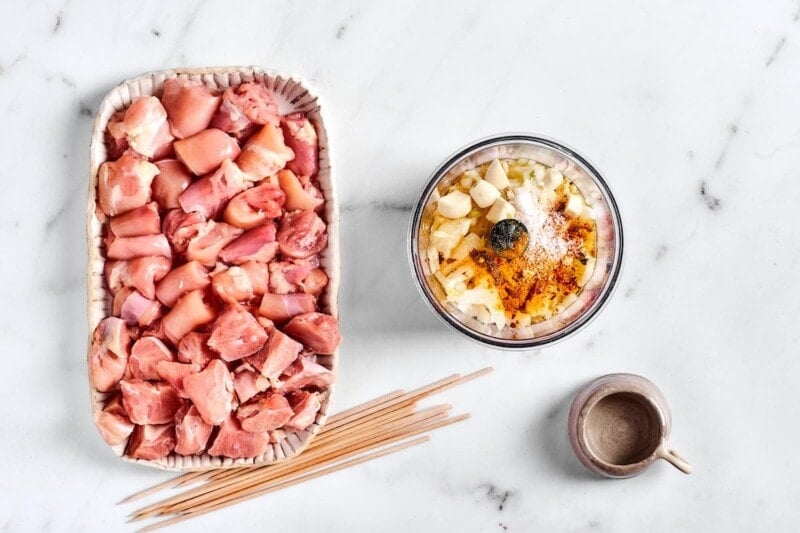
[338,200,446,339]
[530,386,601,481]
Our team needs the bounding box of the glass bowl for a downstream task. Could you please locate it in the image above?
[408,134,623,350]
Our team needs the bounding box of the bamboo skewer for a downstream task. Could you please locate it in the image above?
[124,367,492,530]
[135,437,430,533]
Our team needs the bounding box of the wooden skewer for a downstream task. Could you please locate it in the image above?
[132,405,451,520]
[135,437,430,533]
[166,414,471,521]
[125,367,492,528]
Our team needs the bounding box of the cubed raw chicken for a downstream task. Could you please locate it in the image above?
[161,78,221,139]
[161,290,216,345]
[299,268,328,297]
[113,287,163,327]
[185,220,243,267]
[128,336,175,380]
[174,404,213,455]
[105,110,129,159]
[207,414,270,458]
[120,379,183,424]
[177,332,215,368]
[278,169,323,212]
[106,234,172,260]
[246,328,301,380]
[154,260,210,307]
[276,210,327,259]
[152,160,193,209]
[161,209,206,253]
[97,150,159,217]
[285,391,321,431]
[127,424,176,460]
[219,222,278,264]
[280,113,318,178]
[174,128,240,175]
[178,159,249,219]
[283,312,341,354]
[258,293,316,323]
[210,82,279,138]
[232,366,270,404]
[223,180,286,229]
[156,361,197,398]
[207,305,269,361]
[236,392,294,433]
[94,394,135,446]
[104,256,171,300]
[236,123,294,180]
[183,360,234,425]
[120,96,174,159]
[268,258,318,294]
[211,261,268,304]
[109,202,160,237]
[89,317,131,392]
[277,356,335,393]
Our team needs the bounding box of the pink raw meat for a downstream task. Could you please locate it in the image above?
[207,305,268,361]
[280,113,318,178]
[207,414,270,458]
[210,82,279,138]
[232,366,270,404]
[183,360,234,425]
[174,404,213,455]
[236,123,294,180]
[178,159,249,219]
[284,312,341,354]
[246,329,302,380]
[185,220,243,267]
[258,293,316,323]
[161,78,221,139]
[277,356,335,393]
[129,336,175,380]
[94,394,135,446]
[88,317,131,392]
[223,180,285,229]
[127,424,176,460]
[236,392,293,433]
[174,128,240,175]
[161,290,216,345]
[120,379,183,424]
[276,210,327,260]
[278,169,323,212]
[109,202,160,237]
[152,159,193,209]
[155,260,210,307]
[219,222,278,265]
[120,96,174,159]
[97,150,159,217]
[285,390,321,431]
[105,256,171,300]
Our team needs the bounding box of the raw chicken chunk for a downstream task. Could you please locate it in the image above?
[161,290,216,344]
[104,256,171,301]
[174,128,240,175]
[152,159,193,209]
[176,332,215,368]
[128,336,175,381]
[207,305,269,361]
[106,234,172,260]
[219,222,278,265]
[285,391,321,431]
[94,394,135,446]
[224,180,285,229]
[120,96,174,159]
[120,379,183,425]
[113,287,163,327]
[280,113,319,178]
[236,393,294,433]
[232,366,270,404]
[236,123,294,180]
[161,78,221,139]
[109,202,160,237]
[258,293,316,323]
[154,260,210,307]
[178,159,248,219]
[276,210,327,259]
[278,169,323,212]
[185,220,243,267]
[156,361,197,398]
[174,404,213,455]
[127,424,176,460]
[97,150,159,217]
[88,317,131,392]
[277,356,335,393]
[210,82,279,138]
[207,414,269,458]
[283,312,341,354]
[183,360,234,425]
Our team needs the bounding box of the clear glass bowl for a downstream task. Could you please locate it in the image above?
[408,134,624,350]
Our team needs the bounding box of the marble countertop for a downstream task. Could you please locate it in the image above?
[2,0,799,531]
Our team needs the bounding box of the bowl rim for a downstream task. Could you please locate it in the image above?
[407,133,624,350]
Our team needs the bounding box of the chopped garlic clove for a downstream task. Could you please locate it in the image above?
[485,197,516,224]
[564,194,584,217]
[542,169,563,190]
[470,180,500,208]
[533,164,547,184]
[426,246,440,274]
[484,159,510,190]
[452,232,483,261]
[437,190,473,219]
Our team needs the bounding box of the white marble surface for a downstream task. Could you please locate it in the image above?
[2,0,799,531]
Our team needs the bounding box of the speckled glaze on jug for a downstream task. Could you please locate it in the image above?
[568,373,692,478]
